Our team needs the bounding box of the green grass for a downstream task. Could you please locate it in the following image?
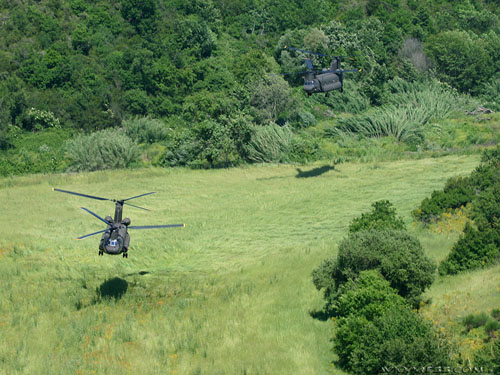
[1,154,497,375]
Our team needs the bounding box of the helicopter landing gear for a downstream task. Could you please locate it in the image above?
[98,250,104,256]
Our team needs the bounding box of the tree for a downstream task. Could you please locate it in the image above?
[313,230,436,307]
[250,75,299,125]
[348,200,406,233]
[426,30,494,94]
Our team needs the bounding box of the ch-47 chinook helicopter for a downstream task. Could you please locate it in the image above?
[53,188,185,258]
[282,46,362,97]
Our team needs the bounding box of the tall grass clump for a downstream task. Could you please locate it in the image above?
[64,129,140,172]
[479,76,500,111]
[245,124,295,163]
[312,80,370,114]
[122,117,171,144]
[327,78,476,143]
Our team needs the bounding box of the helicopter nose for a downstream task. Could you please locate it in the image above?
[304,81,315,92]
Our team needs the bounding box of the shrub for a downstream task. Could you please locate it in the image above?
[349,200,406,233]
[64,129,140,172]
[0,129,13,150]
[462,312,490,331]
[492,309,500,321]
[471,181,500,230]
[313,230,436,308]
[414,176,475,223]
[414,146,500,224]
[473,339,500,375]
[335,303,451,375]
[160,131,199,168]
[22,107,61,131]
[245,124,295,163]
[122,117,171,144]
[484,320,500,337]
[333,270,406,320]
[439,223,499,275]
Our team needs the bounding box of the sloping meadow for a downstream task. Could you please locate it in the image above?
[0,155,491,374]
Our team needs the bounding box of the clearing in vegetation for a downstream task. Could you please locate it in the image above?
[1,155,498,374]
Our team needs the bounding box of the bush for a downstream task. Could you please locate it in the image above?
[122,117,171,144]
[439,223,499,275]
[313,230,436,308]
[245,124,295,163]
[349,200,406,233]
[414,146,500,224]
[335,303,451,375]
[492,309,500,321]
[473,339,500,375]
[462,312,490,331]
[414,176,476,223]
[64,129,140,172]
[471,181,500,230]
[484,320,500,337]
[333,270,406,320]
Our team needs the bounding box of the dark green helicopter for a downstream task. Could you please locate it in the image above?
[282,46,362,97]
[53,188,185,258]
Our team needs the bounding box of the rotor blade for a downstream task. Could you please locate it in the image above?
[53,188,111,202]
[320,68,363,74]
[122,192,156,202]
[305,58,313,70]
[129,224,186,230]
[267,71,311,76]
[80,207,112,225]
[76,229,108,240]
[124,202,150,211]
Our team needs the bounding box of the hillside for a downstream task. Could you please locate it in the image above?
[2,155,499,374]
[1,0,499,174]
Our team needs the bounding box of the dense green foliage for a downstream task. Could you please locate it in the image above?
[0,0,499,174]
[335,302,451,375]
[313,229,436,308]
[333,271,450,375]
[348,199,406,233]
[414,146,500,274]
[414,146,500,223]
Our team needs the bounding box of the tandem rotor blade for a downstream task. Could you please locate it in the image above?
[53,188,111,202]
[122,192,156,202]
[321,68,363,74]
[128,224,186,230]
[305,58,314,70]
[76,229,108,240]
[124,202,150,211]
[80,207,111,225]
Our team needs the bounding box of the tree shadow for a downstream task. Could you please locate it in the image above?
[96,277,128,301]
[296,165,336,178]
[309,309,331,321]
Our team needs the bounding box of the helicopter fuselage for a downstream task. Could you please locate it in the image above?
[303,71,342,95]
[99,221,131,255]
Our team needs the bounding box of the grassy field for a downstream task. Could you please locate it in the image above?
[0,154,498,375]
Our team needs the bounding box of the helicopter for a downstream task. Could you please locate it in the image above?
[53,188,185,258]
[282,46,362,97]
